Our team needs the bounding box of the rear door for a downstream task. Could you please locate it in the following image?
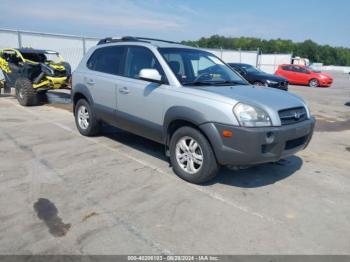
[85,45,126,123]
[116,45,168,143]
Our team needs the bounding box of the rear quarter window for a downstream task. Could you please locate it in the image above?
[87,46,126,75]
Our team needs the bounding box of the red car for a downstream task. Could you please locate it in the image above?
[275,64,333,87]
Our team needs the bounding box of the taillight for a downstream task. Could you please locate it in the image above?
[68,77,72,89]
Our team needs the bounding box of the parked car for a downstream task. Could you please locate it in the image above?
[275,64,333,87]
[0,48,71,106]
[72,37,315,184]
[228,63,288,91]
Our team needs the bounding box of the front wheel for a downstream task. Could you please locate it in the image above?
[15,78,39,106]
[169,126,219,184]
[309,78,319,87]
[253,81,265,86]
[74,99,100,136]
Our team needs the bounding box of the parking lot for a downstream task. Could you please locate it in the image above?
[0,72,349,254]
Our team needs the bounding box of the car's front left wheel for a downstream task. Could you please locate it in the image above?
[74,99,100,136]
[169,126,219,184]
[15,78,39,106]
[309,78,319,87]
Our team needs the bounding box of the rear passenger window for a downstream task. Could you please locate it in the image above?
[124,46,165,80]
[87,46,125,75]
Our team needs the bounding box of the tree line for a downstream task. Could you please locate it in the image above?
[182,35,350,66]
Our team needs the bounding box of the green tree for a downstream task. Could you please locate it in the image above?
[182,36,350,66]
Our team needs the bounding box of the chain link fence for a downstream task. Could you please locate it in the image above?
[0,28,292,75]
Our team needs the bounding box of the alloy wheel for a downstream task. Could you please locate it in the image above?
[175,136,203,174]
[77,105,89,130]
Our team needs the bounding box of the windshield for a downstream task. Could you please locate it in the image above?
[159,48,248,86]
[238,64,260,73]
[307,66,321,73]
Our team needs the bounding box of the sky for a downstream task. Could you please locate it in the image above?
[0,0,349,47]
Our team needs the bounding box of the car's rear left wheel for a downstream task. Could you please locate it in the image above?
[74,99,100,136]
[169,126,219,184]
[15,78,39,106]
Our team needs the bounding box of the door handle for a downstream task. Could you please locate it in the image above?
[119,87,130,94]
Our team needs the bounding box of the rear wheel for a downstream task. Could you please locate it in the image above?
[3,81,11,94]
[15,78,39,106]
[74,99,100,136]
[309,78,319,87]
[169,126,219,184]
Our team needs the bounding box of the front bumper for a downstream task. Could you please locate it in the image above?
[267,81,289,91]
[200,117,315,166]
[319,79,333,87]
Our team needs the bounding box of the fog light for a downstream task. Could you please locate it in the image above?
[265,132,274,144]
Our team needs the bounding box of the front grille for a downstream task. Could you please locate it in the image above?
[268,81,288,90]
[279,81,288,88]
[279,107,307,125]
[285,135,308,150]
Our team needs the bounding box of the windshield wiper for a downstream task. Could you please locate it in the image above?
[211,80,247,86]
[182,81,215,86]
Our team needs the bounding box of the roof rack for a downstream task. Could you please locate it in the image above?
[97,36,147,45]
[136,37,180,44]
[97,36,180,45]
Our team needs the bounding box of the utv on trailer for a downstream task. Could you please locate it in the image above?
[0,48,71,106]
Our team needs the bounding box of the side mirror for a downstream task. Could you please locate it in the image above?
[139,69,163,84]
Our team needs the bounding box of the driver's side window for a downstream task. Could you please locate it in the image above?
[124,46,165,80]
[191,56,214,76]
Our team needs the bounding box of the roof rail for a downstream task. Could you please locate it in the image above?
[135,37,180,44]
[97,36,180,46]
[97,36,149,45]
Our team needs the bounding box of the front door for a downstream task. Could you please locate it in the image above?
[116,46,168,143]
[294,66,311,85]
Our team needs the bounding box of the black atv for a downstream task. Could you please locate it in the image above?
[0,48,71,106]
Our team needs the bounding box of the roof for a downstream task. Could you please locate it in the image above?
[16,48,59,55]
[228,63,253,67]
[96,36,190,49]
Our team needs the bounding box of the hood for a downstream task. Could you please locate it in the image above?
[318,72,332,79]
[250,71,287,82]
[189,85,307,118]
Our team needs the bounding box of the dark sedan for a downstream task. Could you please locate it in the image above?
[228,63,288,91]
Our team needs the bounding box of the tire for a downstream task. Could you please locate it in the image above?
[3,81,11,94]
[15,78,39,106]
[74,99,100,136]
[169,126,219,184]
[253,81,265,86]
[309,78,319,87]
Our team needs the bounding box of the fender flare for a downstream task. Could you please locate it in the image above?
[163,106,209,144]
[72,84,94,113]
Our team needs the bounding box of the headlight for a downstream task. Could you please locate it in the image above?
[266,79,278,85]
[319,75,327,79]
[233,103,272,127]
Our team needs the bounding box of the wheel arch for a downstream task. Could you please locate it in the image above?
[72,84,94,114]
[163,106,217,152]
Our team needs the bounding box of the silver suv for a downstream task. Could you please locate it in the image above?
[72,37,315,184]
